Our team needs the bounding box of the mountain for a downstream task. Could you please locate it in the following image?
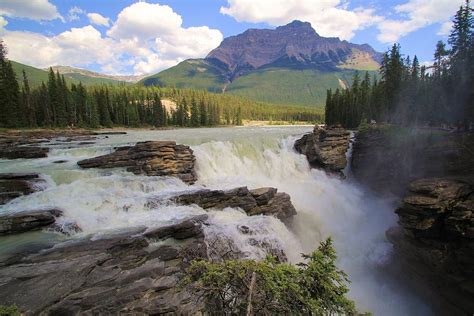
[11,61,134,87]
[11,61,64,87]
[141,21,381,107]
[49,66,147,84]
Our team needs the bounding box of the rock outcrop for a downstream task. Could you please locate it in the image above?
[294,126,351,174]
[387,178,474,314]
[0,146,49,159]
[78,141,197,184]
[0,173,47,205]
[0,130,129,160]
[0,209,63,236]
[149,187,297,222]
[351,126,474,195]
[0,203,295,314]
[0,216,208,314]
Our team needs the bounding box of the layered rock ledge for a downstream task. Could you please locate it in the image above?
[0,209,63,236]
[0,130,129,160]
[294,126,350,174]
[149,186,297,222]
[0,216,209,314]
[0,173,47,205]
[387,178,474,314]
[78,141,197,184]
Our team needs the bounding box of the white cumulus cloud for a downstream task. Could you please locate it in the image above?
[2,25,119,70]
[87,13,110,27]
[0,0,63,21]
[220,0,383,40]
[1,1,223,75]
[107,1,223,74]
[220,0,462,43]
[107,2,183,40]
[376,0,464,43]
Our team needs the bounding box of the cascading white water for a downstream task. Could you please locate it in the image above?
[0,127,432,315]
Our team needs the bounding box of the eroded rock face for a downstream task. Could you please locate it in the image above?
[0,173,47,205]
[388,178,474,314]
[0,209,63,236]
[294,126,350,174]
[0,216,208,315]
[149,186,297,222]
[351,126,474,195]
[78,141,197,184]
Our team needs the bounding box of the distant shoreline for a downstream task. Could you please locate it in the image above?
[0,122,317,134]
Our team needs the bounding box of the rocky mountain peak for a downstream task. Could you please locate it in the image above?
[206,20,381,81]
[276,20,319,36]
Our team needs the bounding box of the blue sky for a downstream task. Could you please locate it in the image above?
[0,0,464,75]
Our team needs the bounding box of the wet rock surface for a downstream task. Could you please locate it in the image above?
[0,130,128,160]
[294,126,350,174]
[0,216,208,315]
[150,186,297,221]
[388,178,474,314]
[0,173,47,205]
[78,141,197,184]
[0,145,49,159]
[0,183,297,314]
[0,209,63,236]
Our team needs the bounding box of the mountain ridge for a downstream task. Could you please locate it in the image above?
[140,20,382,107]
[48,66,147,83]
[205,20,382,81]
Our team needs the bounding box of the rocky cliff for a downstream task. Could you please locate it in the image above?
[351,125,474,313]
[387,178,474,314]
[352,126,474,195]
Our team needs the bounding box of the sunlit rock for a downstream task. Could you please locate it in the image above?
[294,125,350,174]
[77,141,197,184]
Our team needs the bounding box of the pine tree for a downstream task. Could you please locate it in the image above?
[21,70,35,127]
[411,56,420,81]
[2,61,20,127]
[190,97,200,127]
[434,41,449,77]
[199,98,208,126]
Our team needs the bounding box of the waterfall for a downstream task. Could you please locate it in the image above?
[0,127,431,315]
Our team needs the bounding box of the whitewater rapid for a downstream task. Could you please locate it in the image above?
[0,127,431,315]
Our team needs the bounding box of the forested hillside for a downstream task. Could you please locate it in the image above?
[325,1,474,128]
[0,43,322,129]
[141,61,369,107]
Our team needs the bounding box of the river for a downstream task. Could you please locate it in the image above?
[0,126,432,315]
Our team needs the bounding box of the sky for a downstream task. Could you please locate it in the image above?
[0,0,464,75]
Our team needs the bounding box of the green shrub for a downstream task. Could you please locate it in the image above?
[185,238,360,315]
[0,305,20,316]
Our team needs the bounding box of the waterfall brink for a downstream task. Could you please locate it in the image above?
[0,127,431,315]
[193,136,431,315]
